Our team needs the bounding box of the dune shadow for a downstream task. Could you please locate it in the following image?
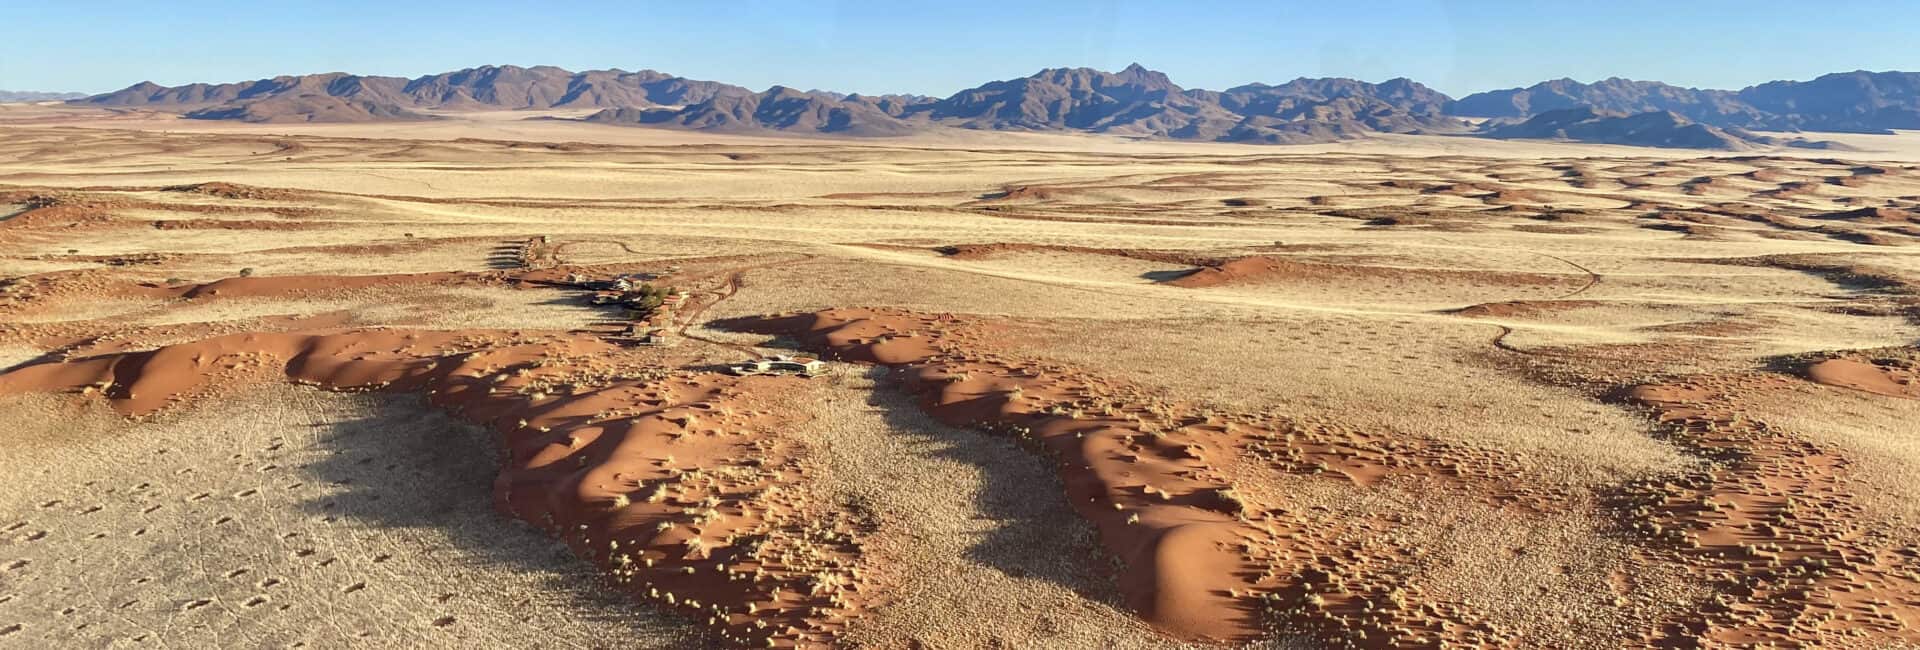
[289,393,704,645]
[855,367,1129,608]
[1140,268,1200,283]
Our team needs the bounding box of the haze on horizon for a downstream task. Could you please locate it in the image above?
[2,0,1916,98]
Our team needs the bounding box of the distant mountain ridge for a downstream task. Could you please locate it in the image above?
[72,65,1920,145]
[585,63,1465,143]
[1455,71,1920,134]
[587,86,922,136]
[79,65,752,123]
[0,90,87,102]
[1481,107,1763,150]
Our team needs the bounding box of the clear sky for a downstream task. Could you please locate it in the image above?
[2,0,1915,97]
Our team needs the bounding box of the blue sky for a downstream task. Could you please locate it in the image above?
[2,1,1915,97]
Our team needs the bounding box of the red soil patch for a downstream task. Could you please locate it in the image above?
[1619,375,1920,647]
[0,192,125,231]
[0,268,185,317]
[1803,357,1920,399]
[160,182,307,201]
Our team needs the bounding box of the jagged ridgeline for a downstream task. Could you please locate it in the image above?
[72,64,1920,147]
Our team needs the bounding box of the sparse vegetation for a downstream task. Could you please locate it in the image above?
[4,122,1919,650]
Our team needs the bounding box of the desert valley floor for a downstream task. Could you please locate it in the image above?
[1,118,1919,649]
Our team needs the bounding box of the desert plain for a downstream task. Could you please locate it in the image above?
[2,108,1919,649]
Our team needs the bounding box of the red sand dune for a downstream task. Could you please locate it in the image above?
[727,308,1564,647]
[0,328,874,648]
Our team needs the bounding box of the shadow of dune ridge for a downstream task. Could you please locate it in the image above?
[291,392,706,647]
[858,366,1126,603]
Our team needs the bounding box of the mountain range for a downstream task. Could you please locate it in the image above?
[76,65,752,123]
[0,90,87,102]
[59,64,1920,148]
[1452,71,1920,134]
[578,64,1461,143]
